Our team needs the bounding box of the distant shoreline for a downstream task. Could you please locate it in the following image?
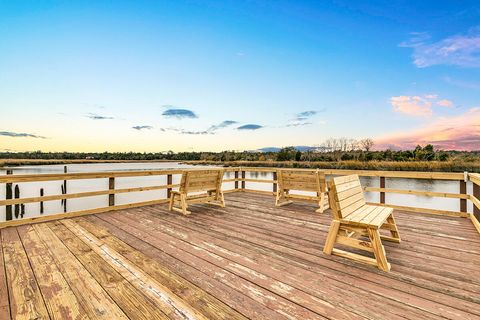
[0,159,178,169]
[2,158,480,173]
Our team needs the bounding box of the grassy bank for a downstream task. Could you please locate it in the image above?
[182,160,480,173]
[3,159,480,173]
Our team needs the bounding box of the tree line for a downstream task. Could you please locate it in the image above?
[1,140,478,163]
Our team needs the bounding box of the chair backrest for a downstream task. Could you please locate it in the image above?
[328,174,366,220]
[179,169,224,194]
[277,169,326,194]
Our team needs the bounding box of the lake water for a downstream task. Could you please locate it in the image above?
[0,162,473,221]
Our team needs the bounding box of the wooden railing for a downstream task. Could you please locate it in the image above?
[0,169,186,228]
[226,167,470,216]
[469,173,480,233]
[0,166,479,233]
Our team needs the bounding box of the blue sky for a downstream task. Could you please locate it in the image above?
[1,0,479,151]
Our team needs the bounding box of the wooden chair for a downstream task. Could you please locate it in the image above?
[169,169,225,215]
[275,169,329,213]
[323,175,401,271]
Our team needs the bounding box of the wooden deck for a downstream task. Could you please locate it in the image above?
[0,192,479,320]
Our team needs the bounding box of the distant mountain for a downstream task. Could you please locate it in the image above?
[257,146,324,152]
[257,147,281,152]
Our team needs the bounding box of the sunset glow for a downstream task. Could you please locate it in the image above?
[1,1,479,151]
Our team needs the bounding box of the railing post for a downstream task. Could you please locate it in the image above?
[108,177,115,206]
[474,182,480,219]
[6,170,12,221]
[460,178,467,213]
[234,171,239,190]
[167,174,173,198]
[380,177,386,204]
[14,185,20,219]
[62,165,67,212]
[273,171,277,193]
[241,170,246,190]
[40,188,44,214]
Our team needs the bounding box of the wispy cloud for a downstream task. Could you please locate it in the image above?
[182,120,238,135]
[443,76,480,90]
[132,125,153,130]
[160,120,238,135]
[390,94,454,117]
[284,109,324,127]
[237,124,263,130]
[86,113,114,120]
[162,107,198,119]
[180,130,210,135]
[207,120,237,132]
[376,108,480,151]
[296,110,317,119]
[400,27,480,68]
[285,122,312,127]
[0,131,46,139]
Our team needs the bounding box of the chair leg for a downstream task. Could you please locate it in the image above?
[168,193,176,211]
[323,192,330,210]
[368,228,391,272]
[219,192,225,207]
[323,220,340,254]
[276,190,292,207]
[180,194,189,215]
[316,193,326,213]
[275,190,282,206]
[387,214,401,241]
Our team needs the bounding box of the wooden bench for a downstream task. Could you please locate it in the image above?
[168,169,225,215]
[323,174,401,271]
[275,169,329,213]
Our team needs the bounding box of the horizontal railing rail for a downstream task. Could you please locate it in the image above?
[0,166,478,233]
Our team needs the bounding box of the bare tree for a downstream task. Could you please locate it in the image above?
[359,138,374,152]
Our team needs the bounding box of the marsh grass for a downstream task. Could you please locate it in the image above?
[2,159,480,173]
[184,160,480,172]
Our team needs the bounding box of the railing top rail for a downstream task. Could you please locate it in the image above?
[234,166,465,180]
[469,173,480,186]
[0,166,467,183]
[0,169,187,183]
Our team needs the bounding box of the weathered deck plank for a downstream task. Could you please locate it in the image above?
[0,192,479,320]
[0,229,11,320]
[83,215,284,320]
[121,209,438,319]
[33,223,129,319]
[47,221,170,320]
[2,227,50,320]
[72,217,247,320]
[98,212,325,319]
[16,224,88,320]
[132,206,477,320]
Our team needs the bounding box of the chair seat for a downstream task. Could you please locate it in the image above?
[341,205,393,228]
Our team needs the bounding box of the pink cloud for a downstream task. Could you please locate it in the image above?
[390,95,433,117]
[437,99,453,107]
[375,108,480,151]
